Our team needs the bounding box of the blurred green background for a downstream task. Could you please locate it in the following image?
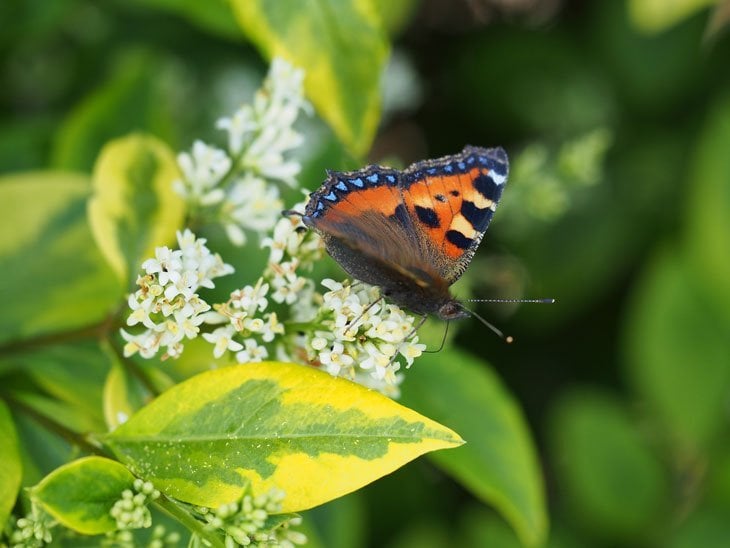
[3,0,730,546]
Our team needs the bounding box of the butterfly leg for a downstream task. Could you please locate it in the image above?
[345,295,383,332]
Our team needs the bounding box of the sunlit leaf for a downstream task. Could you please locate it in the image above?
[0,172,121,345]
[104,362,462,512]
[400,350,547,547]
[0,400,22,527]
[685,94,730,327]
[230,0,389,158]
[88,133,184,285]
[31,457,136,534]
[629,0,716,33]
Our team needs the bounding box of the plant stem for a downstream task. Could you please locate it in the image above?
[155,496,226,548]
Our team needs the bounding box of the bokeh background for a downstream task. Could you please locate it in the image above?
[3,0,730,546]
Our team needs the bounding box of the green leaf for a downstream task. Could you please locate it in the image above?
[31,456,136,534]
[668,508,730,548]
[629,0,716,33]
[12,340,112,432]
[0,172,122,345]
[230,0,389,158]
[624,247,730,450]
[88,133,184,284]
[458,508,523,548]
[549,389,669,542]
[0,400,22,527]
[685,94,730,327]
[104,362,462,512]
[399,350,547,547]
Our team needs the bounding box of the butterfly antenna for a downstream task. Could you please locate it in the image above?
[466,298,556,304]
[424,319,450,354]
[459,304,514,344]
[281,209,304,217]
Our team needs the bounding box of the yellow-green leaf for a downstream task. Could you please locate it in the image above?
[31,457,136,535]
[629,0,717,33]
[104,362,462,512]
[685,94,730,327]
[0,400,22,527]
[230,0,389,158]
[0,172,122,345]
[88,134,184,284]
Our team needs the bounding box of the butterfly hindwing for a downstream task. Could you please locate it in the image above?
[399,145,509,284]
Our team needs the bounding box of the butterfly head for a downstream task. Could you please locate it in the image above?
[437,300,470,321]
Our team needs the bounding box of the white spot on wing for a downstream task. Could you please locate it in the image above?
[491,172,507,185]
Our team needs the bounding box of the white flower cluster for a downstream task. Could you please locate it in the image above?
[305,279,426,396]
[121,230,233,360]
[173,58,311,246]
[204,206,322,365]
[203,278,284,364]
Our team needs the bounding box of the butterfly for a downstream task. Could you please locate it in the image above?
[297,145,509,322]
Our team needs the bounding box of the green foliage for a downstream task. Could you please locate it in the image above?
[0,173,122,345]
[230,0,389,159]
[0,401,22,527]
[549,390,669,543]
[2,0,730,546]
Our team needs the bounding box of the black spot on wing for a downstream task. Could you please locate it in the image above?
[449,190,460,197]
[390,203,411,227]
[461,200,493,232]
[446,230,473,250]
[474,174,502,201]
[414,205,440,228]
[435,194,447,203]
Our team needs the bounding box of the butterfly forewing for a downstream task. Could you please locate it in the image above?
[399,146,509,283]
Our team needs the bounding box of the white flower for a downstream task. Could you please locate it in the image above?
[216,104,256,155]
[203,326,243,358]
[142,247,182,286]
[235,339,269,363]
[175,140,231,204]
[230,279,269,315]
[123,231,233,361]
[400,340,426,367]
[318,342,354,377]
[223,174,283,246]
[261,312,285,342]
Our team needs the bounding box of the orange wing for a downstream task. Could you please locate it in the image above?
[399,146,509,283]
[303,166,445,290]
[303,145,509,288]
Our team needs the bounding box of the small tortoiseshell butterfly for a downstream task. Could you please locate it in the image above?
[299,145,508,321]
